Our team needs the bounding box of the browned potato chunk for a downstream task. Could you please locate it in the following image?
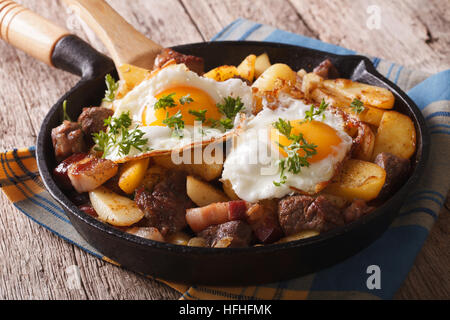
[252,63,297,92]
[322,79,395,109]
[324,159,386,201]
[89,187,144,227]
[372,111,416,160]
[301,72,323,98]
[118,63,151,89]
[204,65,239,82]
[254,53,271,79]
[221,179,240,200]
[310,87,385,127]
[186,176,229,207]
[237,54,256,82]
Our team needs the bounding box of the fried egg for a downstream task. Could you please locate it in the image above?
[107,64,252,162]
[222,95,353,202]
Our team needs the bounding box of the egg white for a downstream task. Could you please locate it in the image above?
[222,96,353,202]
[105,64,252,162]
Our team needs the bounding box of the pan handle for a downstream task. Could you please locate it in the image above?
[0,0,114,79]
[0,0,69,66]
[62,0,162,72]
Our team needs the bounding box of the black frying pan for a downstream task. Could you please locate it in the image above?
[2,2,430,285]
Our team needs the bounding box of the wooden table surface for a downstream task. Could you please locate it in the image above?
[0,0,448,300]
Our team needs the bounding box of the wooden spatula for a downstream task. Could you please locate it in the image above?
[62,0,163,79]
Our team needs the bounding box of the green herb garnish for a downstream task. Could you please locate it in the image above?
[93,112,148,158]
[217,96,244,120]
[206,96,245,131]
[163,110,185,138]
[303,99,329,122]
[272,118,318,186]
[179,94,194,105]
[188,109,207,123]
[350,98,365,114]
[154,93,177,110]
[62,100,71,122]
[103,74,119,102]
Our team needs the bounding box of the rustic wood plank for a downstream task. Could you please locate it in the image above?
[288,0,449,74]
[180,0,317,40]
[0,0,448,300]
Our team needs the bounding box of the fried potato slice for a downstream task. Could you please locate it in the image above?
[237,54,256,82]
[310,87,384,126]
[254,53,271,79]
[322,79,395,109]
[187,176,229,207]
[372,111,416,160]
[221,179,240,200]
[166,232,191,245]
[118,64,151,89]
[89,186,144,227]
[324,159,386,201]
[204,65,239,82]
[118,158,150,194]
[252,63,297,92]
[301,72,323,99]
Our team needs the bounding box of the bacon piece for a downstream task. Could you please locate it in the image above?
[68,156,118,193]
[186,200,247,233]
[53,153,88,190]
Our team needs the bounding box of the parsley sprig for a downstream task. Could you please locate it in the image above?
[103,74,119,102]
[350,98,365,114]
[217,96,244,120]
[163,110,185,138]
[303,99,329,122]
[93,112,148,158]
[207,96,244,131]
[272,118,318,186]
[188,109,207,123]
[154,93,177,110]
[179,94,194,105]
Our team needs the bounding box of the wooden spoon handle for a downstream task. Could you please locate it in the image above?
[63,0,162,71]
[0,0,69,66]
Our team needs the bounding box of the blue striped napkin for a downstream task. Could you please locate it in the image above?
[1,19,448,300]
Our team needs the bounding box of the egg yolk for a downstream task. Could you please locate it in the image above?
[144,86,222,127]
[270,120,342,163]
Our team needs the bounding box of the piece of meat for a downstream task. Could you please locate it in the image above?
[374,152,410,200]
[198,220,253,248]
[343,199,375,223]
[53,153,88,190]
[278,195,344,235]
[185,200,247,233]
[313,59,340,79]
[77,107,114,142]
[154,48,204,75]
[134,171,194,236]
[245,200,283,244]
[51,121,86,161]
[68,155,118,193]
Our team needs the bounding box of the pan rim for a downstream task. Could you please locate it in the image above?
[36,40,430,256]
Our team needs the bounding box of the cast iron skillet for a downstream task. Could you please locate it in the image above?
[32,34,430,285]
